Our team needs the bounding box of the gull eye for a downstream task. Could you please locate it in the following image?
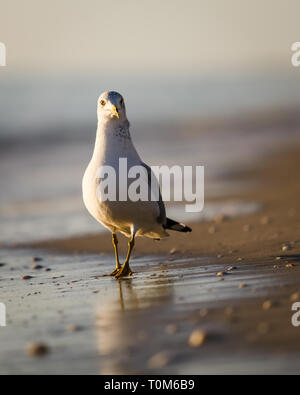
[100,100,106,106]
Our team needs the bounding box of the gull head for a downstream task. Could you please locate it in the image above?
[97,91,127,123]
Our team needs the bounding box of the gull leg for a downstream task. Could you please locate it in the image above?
[110,233,121,276]
[115,234,135,278]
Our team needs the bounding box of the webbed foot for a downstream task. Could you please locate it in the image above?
[114,263,133,278]
[110,267,121,276]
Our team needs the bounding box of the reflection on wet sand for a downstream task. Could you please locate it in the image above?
[96,273,175,374]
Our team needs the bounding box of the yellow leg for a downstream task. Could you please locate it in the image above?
[110,233,121,276]
[115,235,135,278]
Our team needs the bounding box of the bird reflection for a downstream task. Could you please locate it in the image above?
[117,279,138,311]
[95,271,174,374]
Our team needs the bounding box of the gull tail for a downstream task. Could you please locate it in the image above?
[164,218,192,233]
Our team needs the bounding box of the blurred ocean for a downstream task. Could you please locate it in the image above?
[1,73,300,243]
[1,73,300,137]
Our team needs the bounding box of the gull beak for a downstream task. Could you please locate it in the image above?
[110,105,119,119]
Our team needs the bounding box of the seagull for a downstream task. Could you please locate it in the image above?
[82,91,191,278]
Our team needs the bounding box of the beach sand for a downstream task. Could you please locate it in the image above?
[1,145,300,374]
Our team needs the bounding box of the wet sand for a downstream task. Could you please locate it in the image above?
[1,146,300,374]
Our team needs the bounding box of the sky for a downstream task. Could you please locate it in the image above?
[0,0,300,76]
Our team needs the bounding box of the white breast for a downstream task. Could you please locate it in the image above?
[82,122,167,239]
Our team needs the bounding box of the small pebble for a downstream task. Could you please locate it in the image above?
[43,268,51,272]
[31,264,43,270]
[286,263,295,268]
[243,224,252,232]
[148,351,170,369]
[282,245,292,252]
[238,283,247,289]
[262,300,273,310]
[31,257,43,262]
[25,342,49,357]
[217,271,225,277]
[22,275,33,280]
[188,330,206,347]
[226,266,237,272]
[169,248,177,255]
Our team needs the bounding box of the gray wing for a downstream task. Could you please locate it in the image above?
[141,162,166,225]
